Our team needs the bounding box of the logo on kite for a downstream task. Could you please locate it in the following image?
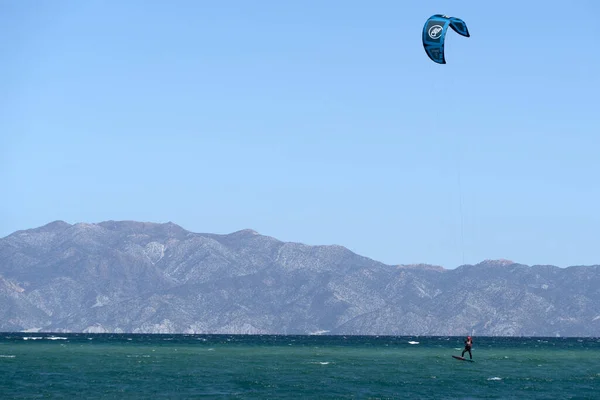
[422,14,470,64]
[428,25,443,40]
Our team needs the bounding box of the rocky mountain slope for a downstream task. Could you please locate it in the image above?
[1,221,598,336]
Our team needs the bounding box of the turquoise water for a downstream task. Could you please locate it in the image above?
[1,334,598,399]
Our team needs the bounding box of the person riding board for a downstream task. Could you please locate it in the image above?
[462,336,473,359]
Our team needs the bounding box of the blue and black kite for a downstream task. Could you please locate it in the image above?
[422,14,470,64]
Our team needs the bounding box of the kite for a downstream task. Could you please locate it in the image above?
[422,14,470,64]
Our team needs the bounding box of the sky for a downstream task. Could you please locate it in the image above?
[1,0,599,268]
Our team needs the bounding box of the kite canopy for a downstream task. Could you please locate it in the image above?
[422,14,470,64]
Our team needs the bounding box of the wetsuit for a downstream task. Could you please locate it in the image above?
[462,338,472,359]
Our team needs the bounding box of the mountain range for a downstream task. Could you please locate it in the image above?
[1,220,598,336]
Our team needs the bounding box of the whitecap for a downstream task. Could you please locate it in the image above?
[408,341,419,345]
[487,377,502,381]
[0,355,16,358]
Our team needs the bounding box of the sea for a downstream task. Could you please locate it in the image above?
[0,334,598,399]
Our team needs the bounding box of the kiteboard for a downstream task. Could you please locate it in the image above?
[452,355,474,362]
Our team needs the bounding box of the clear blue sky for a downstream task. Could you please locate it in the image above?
[1,0,599,268]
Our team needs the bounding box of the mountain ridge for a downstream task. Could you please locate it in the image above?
[1,220,598,336]
[1,220,522,271]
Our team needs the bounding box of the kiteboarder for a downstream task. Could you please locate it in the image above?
[461,336,473,359]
